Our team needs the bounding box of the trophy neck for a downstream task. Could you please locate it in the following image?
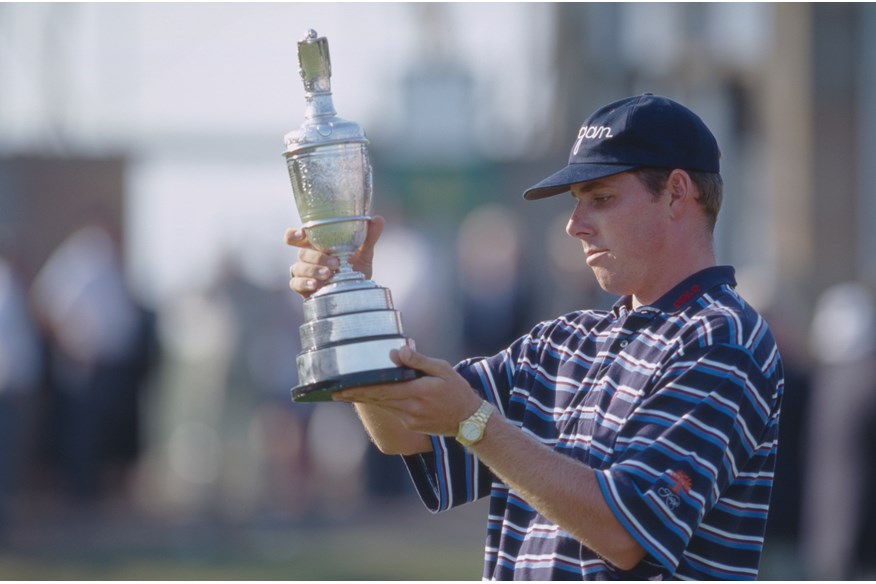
[312,276,377,297]
[305,92,336,120]
[330,268,365,284]
[327,253,366,285]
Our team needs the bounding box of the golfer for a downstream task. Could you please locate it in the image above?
[286,93,784,580]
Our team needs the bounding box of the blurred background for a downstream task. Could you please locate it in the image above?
[1,2,875,579]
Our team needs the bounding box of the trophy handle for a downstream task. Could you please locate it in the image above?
[300,215,372,229]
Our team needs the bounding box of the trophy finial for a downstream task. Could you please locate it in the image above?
[298,29,331,94]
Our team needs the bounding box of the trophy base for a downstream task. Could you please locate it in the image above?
[291,366,420,403]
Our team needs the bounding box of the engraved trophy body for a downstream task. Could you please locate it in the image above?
[284,29,417,403]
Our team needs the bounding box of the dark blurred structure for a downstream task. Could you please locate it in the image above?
[802,282,876,580]
[761,305,812,580]
[0,257,42,532]
[0,157,125,286]
[0,156,158,507]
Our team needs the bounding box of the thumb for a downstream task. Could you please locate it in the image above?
[393,346,448,377]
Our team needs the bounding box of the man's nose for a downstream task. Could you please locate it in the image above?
[566,202,591,238]
[565,217,577,238]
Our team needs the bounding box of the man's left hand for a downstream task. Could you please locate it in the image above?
[332,346,483,437]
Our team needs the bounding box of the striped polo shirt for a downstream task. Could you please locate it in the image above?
[403,266,784,580]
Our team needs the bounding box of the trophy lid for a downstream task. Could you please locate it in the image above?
[284,29,369,156]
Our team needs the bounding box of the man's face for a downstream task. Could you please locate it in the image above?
[566,171,672,303]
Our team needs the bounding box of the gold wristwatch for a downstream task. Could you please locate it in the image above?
[456,401,496,447]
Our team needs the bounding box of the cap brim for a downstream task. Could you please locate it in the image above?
[522,163,639,200]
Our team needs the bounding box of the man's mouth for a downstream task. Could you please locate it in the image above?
[585,248,609,265]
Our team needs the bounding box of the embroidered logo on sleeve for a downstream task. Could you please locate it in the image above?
[657,469,692,511]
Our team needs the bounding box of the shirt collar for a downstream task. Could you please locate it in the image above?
[611,266,737,316]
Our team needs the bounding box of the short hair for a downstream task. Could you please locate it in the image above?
[631,167,723,233]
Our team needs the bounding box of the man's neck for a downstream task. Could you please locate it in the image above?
[632,254,717,309]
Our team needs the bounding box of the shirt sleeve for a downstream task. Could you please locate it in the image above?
[402,434,492,512]
[593,341,780,574]
[401,337,528,513]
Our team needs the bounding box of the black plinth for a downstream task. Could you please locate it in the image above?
[291,366,420,403]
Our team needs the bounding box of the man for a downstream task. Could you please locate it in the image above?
[286,93,784,580]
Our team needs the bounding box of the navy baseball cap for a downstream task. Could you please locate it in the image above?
[523,93,721,200]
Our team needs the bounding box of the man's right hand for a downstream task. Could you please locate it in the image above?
[284,215,385,299]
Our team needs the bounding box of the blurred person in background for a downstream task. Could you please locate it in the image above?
[211,256,319,519]
[0,255,42,533]
[286,94,784,579]
[30,225,157,503]
[456,203,531,359]
[802,281,876,579]
[760,302,811,577]
[152,280,236,516]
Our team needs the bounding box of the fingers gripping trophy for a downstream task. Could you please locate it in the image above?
[283,29,418,403]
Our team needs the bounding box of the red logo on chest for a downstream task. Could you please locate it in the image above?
[668,469,693,495]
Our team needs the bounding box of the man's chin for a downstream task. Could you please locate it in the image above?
[592,270,633,298]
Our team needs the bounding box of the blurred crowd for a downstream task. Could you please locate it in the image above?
[1,207,875,580]
[0,226,157,518]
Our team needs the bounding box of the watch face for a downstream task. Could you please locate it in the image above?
[461,421,480,442]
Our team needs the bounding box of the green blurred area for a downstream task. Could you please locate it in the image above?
[0,498,809,580]
[0,500,488,580]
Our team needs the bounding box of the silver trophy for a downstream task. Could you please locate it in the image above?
[284,29,418,403]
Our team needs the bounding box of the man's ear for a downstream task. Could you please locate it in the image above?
[666,169,695,219]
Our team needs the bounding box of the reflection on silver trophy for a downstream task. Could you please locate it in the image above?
[283,29,418,403]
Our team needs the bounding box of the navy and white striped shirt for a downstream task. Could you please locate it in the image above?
[404,266,783,580]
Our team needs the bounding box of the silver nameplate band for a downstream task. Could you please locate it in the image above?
[303,287,394,321]
[296,337,415,386]
[299,310,404,350]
